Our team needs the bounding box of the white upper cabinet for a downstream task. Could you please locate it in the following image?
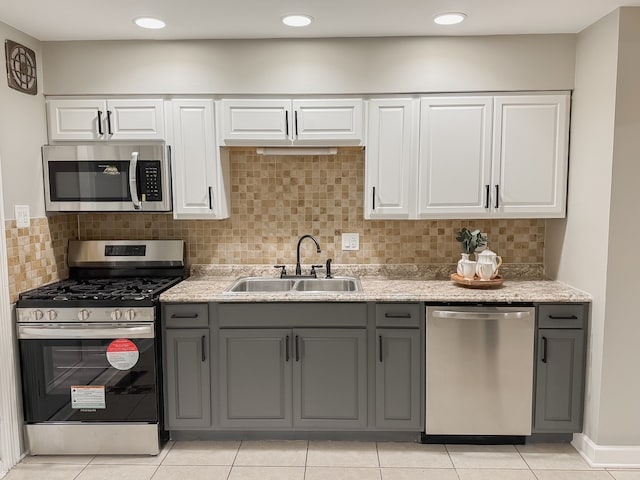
[220,98,363,146]
[170,99,229,219]
[365,98,419,219]
[492,95,569,218]
[417,97,493,218]
[47,98,165,142]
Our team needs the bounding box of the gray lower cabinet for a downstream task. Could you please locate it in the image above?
[164,329,211,429]
[533,303,588,433]
[218,327,367,429]
[375,328,421,429]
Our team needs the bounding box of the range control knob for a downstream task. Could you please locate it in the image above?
[32,310,44,321]
[78,309,90,321]
[125,309,136,321]
[46,310,58,321]
[110,309,123,321]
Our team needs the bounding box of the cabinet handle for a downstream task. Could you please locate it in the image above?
[285,110,289,136]
[372,187,376,210]
[379,335,383,363]
[495,185,500,209]
[548,315,578,320]
[170,313,199,318]
[208,186,213,210]
[285,335,290,362]
[541,336,548,364]
[201,335,207,362]
[294,110,298,137]
[97,110,103,135]
[295,335,300,362]
[384,313,411,319]
[106,110,113,135]
[485,184,490,209]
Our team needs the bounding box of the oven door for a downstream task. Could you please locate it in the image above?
[18,323,159,423]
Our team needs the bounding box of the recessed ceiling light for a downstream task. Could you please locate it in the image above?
[134,17,166,29]
[282,14,313,27]
[433,12,466,25]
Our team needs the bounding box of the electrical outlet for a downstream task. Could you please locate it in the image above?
[15,205,30,228]
[341,233,360,251]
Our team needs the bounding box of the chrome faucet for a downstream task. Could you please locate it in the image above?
[295,234,321,276]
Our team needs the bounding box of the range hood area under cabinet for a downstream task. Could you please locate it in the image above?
[365,93,570,219]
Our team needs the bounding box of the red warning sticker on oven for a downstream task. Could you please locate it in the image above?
[106,338,140,370]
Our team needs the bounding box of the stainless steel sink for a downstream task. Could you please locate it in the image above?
[294,278,362,292]
[224,276,362,293]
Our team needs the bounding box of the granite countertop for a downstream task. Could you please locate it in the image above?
[159,264,591,304]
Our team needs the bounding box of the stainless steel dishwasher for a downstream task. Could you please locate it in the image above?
[425,306,535,437]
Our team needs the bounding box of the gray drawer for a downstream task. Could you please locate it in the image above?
[538,304,587,329]
[376,303,421,328]
[164,303,209,328]
[218,303,367,328]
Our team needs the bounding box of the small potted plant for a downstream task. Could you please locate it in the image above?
[455,228,487,275]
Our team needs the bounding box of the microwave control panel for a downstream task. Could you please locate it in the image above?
[138,161,163,201]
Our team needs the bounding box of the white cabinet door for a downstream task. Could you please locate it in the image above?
[171,100,229,219]
[106,99,165,140]
[221,99,291,144]
[365,99,419,219]
[418,97,493,218]
[292,99,362,145]
[492,94,569,218]
[47,99,106,141]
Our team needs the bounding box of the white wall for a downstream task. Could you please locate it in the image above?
[0,21,47,219]
[42,35,576,95]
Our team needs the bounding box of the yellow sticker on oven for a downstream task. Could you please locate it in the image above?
[71,385,106,409]
[106,338,140,370]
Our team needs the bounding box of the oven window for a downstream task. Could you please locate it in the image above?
[20,338,158,423]
[48,161,132,202]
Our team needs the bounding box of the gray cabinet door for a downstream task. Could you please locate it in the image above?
[164,329,211,429]
[292,328,367,429]
[219,329,292,428]
[534,328,585,432]
[375,329,421,430]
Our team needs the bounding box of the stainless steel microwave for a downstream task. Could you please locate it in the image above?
[42,143,171,212]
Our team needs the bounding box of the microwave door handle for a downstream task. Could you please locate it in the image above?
[129,151,141,210]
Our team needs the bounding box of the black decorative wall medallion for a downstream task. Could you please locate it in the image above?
[5,40,37,95]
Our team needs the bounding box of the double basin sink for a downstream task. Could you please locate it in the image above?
[225,276,363,294]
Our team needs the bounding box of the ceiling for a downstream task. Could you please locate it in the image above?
[1,0,639,41]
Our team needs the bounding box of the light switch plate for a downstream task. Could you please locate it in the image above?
[15,205,30,228]
[342,233,360,251]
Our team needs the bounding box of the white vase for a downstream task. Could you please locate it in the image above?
[456,253,470,275]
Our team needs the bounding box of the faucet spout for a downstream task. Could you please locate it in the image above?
[295,235,321,276]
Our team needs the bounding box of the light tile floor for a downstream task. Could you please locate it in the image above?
[6,441,640,480]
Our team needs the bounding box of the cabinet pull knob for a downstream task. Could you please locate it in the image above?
[379,335,383,363]
[495,185,500,209]
[541,336,548,364]
[285,110,289,136]
[372,186,376,210]
[106,110,113,135]
[285,335,290,362]
[295,335,300,362]
[97,110,103,135]
[485,184,490,209]
[170,313,198,318]
[548,315,578,320]
[384,313,411,319]
[201,335,207,362]
[294,110,299,137]
[208,186,213,210]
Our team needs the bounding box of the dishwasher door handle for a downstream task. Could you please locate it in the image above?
[431,310,532,320]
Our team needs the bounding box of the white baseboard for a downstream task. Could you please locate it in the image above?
[572,433,640,468]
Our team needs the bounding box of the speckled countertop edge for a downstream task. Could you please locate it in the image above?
[160,264,591,304]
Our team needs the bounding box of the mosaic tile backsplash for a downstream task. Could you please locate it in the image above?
[5,214,77,302]
[76,148,545,269]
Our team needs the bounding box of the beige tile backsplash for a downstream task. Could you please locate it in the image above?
[5,148,544,299]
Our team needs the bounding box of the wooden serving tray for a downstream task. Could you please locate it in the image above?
[451,273,504,289]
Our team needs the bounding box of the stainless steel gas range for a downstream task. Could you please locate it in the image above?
[15,240,185,455]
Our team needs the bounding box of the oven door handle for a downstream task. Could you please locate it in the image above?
[129,151,141,210]
[17,323,155,340]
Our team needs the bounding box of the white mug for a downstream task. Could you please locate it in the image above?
[461,261,476,280]
[476,263,495,281]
